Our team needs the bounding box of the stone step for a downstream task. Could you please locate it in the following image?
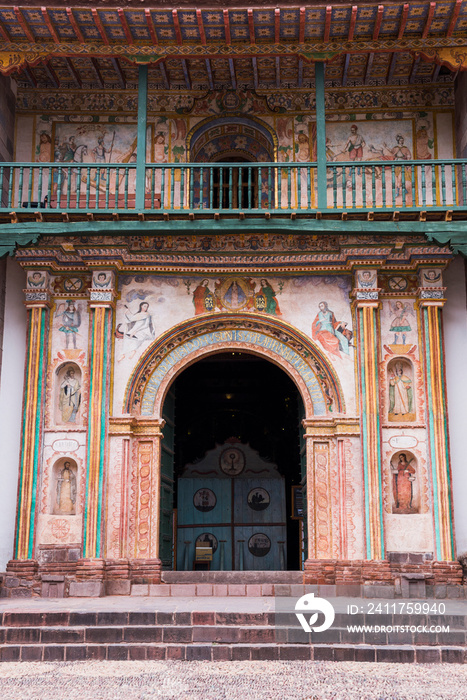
[161,571,304,584]
[0,642,465,663]
[130,582,306,597]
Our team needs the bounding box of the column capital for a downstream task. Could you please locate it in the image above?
[416,266,446,306]
[88,270,117,307]
[24,270,51,308]
[351,267,381,304]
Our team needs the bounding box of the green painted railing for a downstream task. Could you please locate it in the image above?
[1,159,466,214]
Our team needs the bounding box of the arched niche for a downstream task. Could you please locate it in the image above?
[55,362,82,426]
[387,357,415,422]
[390,450,419,514]
[51,457,78,516]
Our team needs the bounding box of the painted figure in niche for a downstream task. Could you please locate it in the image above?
[193,279,216,314]
[389,301,412,344]
[415,122,433,160]
[391,453,416,513]
[59,367,81,423]
[389,363,414,420]
[224,280,246,310]
[116,301,156,361]
[56,300,81,349]
[255,279,281,316]
[56,462,77,515]
[36,132,52,163]
[296,131,310,162]
[312,302,351,359]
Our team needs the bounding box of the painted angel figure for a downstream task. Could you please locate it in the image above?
[389,300,413,345]
[56,300,81,349]
[116,300,155,361]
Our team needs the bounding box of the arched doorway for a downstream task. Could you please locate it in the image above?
[124,313,345,574]
[168,352,305,571]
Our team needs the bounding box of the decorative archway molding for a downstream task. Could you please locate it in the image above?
[187,115,278,163]
[124,313,345,419]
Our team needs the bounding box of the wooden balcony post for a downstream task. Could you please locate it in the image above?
[136,65,148,210]
[315,61,327,210]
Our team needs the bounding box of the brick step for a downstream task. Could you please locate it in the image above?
[0,642,465,663]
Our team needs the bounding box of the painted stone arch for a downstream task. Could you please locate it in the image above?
[187,115,277,164]
[124,314,345,420]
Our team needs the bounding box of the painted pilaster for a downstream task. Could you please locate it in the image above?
[13,273,50,564]
[417,268,455,561]
[353,268,384,560]
[82,271,115,563]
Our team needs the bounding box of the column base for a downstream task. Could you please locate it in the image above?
[130,558,162,584]
[105,558,131,595]
[3,559,40,597]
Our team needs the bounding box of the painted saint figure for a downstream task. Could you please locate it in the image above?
[193,279,215,314]
[57,300,81,349]
[312,301,350,359]
[59,367,81,423]
[116,301,155,361]
[391,453,416,512]
[255,279,281,316]
[56,462,77,514]
[344,125,366,162]
[389,301,412,344]
[389,364,413,418]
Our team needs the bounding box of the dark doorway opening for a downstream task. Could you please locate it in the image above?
[167,352,305,570]
[212,157,258,209]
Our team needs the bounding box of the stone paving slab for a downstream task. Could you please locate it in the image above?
[0,660,467,699]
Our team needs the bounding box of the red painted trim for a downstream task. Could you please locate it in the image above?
[324,5,332,42]
[117,9,134,46]
[172,9,183,46]
[145,9,158,45]
[91,9,110,45]
[14,7,35,43]
[447,0,462,37]
[422,2,436,39]
[348,5,357,42]
[373,4,384,41]
[66,7,84,43]
[197,9,206,45]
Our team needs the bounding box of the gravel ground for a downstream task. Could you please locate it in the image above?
[0,660,466,700]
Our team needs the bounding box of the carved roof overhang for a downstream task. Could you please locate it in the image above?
[0,2,466,89]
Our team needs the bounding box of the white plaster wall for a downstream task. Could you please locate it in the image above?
[443,255,467,555]
[0,258,26,569]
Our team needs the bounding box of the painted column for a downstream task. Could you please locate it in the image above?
[353,268,384,560]
[314,61,327,210]
[135,65,148,210]
[418,268,455,561]
[12,273,50,570]
[82,272,115,571]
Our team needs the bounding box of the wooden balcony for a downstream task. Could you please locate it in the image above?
[1,160,466,223]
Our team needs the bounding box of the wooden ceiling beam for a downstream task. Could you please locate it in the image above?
[91,57,104,88]
[373,5,384,41]
[0,17,11,42]
[248,9,255,44]
[275,8,280,44]
[14,7,35,42]
[66,7,84,42]
[91,9,110,45]
[252,56,259,89]
[398,3,409,39]
[299,7,305,43]
[145,9,158,45]
[447,0,462,37]
[409,56,420,83]
[172,9,183,46]
[23,66,37,88]
[41,7,60,43]
[197,9,206,45]
[205,58,214,90]
[181,58,191,90]
[117,9,133,45]
[111,57,126,89]
[364,52,374,84]
[342,53,350,86]
[65,57,82,88]
[275,56,281,88]
[223,9,231,45]
[297,57,303,87]
[324,5,332,43]
[348,5,357,41]
[422,2,436,39]
[42,60,60,88]
[159,61,170,90]
[229,58,236,89]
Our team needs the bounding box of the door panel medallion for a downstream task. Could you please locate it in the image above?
[248,533,271,557]
[193,488,217,512]
[247,488,270,511]
[220,447,245,476]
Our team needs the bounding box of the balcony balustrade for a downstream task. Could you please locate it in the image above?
[1,160,466,217]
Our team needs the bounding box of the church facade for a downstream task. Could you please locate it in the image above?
[0,0,466,596]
